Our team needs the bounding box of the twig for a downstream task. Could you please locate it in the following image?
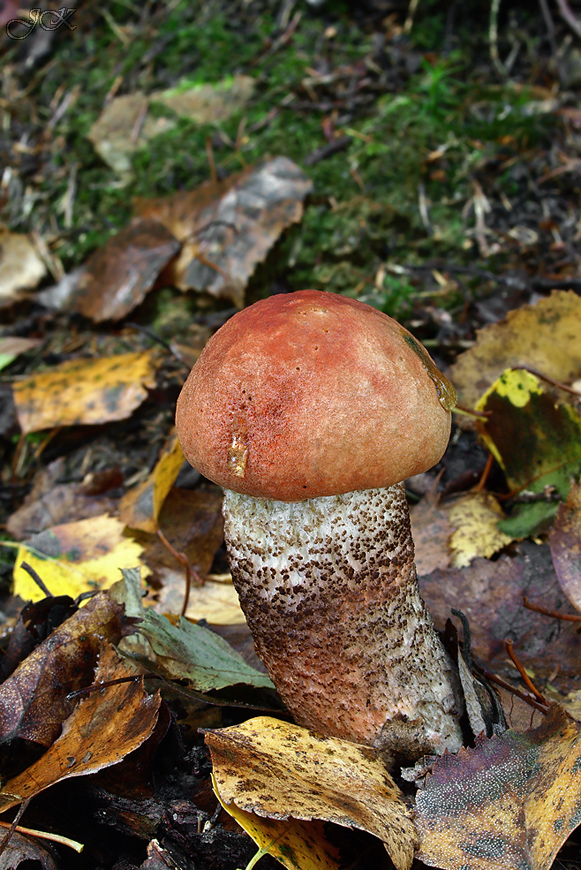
[512,365,581,397]
[0,821,83,853]
[505,639,547,705]
[523,595,581,622]
[156,528,203,617]
[481,668,550,713]
[20,562,52,597]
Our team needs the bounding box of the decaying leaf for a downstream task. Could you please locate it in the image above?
[133,157,313,306]
[119,432,186,533]
[0,228,47,306]
[213,772,344,870]
[0,644,161,813]
[416,705,581,870]
[151,74,255,123]
[12,350,159,434]
[205,716,417,870]
[450,290,581,418]
[475,367,581,536]
[448,491,514,568]
[38,220,180,322]
[7,457,117,540]
[13,514,147,601]
[0,830,60,869]
[135,609,273,692]
[549,480,581,612]
[0,592,127,751]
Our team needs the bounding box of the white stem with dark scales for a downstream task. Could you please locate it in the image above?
[222,483,463,757]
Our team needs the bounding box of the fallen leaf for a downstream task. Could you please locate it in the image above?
[12,350,158,434]
[156,570,244,625]
[448,491,514,568]
[205,716,417,870]
[549,481,581,612]
[0,229,47,306]
[120,433,186,533]
[0,336,41,372]
[450,290,581,419]
[151,74,255,123]
[0,644,161,812]
[475,368,581,536]
[410,488,457,576]
[133,157,313,306]
[0,830,60,869]
[0,592,127,751]
[213,772,344,870]
[419,542,581,703]
[7,457,116,540]
[416,705,581,870]
[13,514,147,601]
[135,610,273,692]
[37,220,180,322]
[87,92,173,178]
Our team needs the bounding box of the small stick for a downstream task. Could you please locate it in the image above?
[156,528,203,617]
[505,639,547,705]
[20,562,52,598]
[481,668,549,714]
[523,596,581,622]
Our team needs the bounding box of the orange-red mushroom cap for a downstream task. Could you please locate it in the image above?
[175,290,456,502]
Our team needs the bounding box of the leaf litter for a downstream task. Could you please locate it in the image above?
[3,3,581,869]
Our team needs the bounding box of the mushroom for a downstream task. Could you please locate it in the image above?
[176,290,463,757]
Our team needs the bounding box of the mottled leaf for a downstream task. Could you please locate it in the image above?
[549,481,581,612]
[416,705,581,870]
[206,716,417,870]
[13,350,158,434]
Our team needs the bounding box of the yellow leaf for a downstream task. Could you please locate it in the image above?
[14,515,148,600]
[13,351,158,434]
[448,492,514,568]
[212,773,342,870]
[206,717,417,870]
[120,432,185,532]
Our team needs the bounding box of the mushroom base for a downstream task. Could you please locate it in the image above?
[222,484,463,756]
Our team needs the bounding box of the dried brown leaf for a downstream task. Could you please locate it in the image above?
[549,480,581,612]
[0,644,161,812]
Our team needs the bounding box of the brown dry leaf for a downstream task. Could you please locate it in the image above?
[38,220,180,322]
[416,705,581,870]
[12,350,158,434]
[0,643,161,812]
[205,716,417,870]
[120,433,185,533]
[0,592,127,750]
[0,228,47,306]
[133,157,313,306]
[449,290,581,419]
[448,491,514,568]
[6,458,116,540]
[13,514,147,601]
[146,487,224,577]
[419,542,581,709]
[549,480,581,612]
[213,773,343,870]
[410,488,456,576]
[0,336,41,372]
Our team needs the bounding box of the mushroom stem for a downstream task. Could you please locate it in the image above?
[223,483,463,756]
